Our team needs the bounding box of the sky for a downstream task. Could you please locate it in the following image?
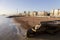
[0,0,60,15]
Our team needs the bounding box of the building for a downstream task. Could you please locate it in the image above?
[22,11,48,17]
[38,11,48,16]
[50,9,60,17]
[24,11,31,16]
[25,11,38,17]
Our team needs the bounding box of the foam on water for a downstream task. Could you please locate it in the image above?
[0,16,20,40]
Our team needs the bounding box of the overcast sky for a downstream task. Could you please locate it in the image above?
[0,0,60,15]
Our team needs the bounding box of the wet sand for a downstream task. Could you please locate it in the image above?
[14,16,60,27]
[26,32,60,40]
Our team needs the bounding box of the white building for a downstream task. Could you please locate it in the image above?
[21,11,48,17]
[38,11,48,16]
[50,9,60,17]
[23,11,38,17]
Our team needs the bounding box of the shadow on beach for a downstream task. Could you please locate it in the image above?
[27,32,60,40]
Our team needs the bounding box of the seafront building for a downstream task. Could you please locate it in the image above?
[50,9,60,17]
[23,11,48,17]
[38,11,48,16]
[19,9,60,17]
[29,11,38,16]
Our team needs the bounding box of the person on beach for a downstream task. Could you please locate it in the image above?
[32,24,41,32]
